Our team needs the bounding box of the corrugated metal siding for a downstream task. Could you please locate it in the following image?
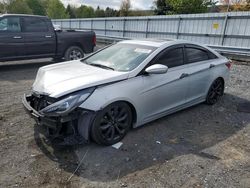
[52,11,250,48]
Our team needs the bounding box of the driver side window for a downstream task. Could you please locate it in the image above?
[157,47,184,68]
[0,17,21,32]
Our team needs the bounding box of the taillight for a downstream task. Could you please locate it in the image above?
[93,35,96,46]
[225,60,232,69]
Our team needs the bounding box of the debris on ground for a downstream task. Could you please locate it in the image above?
[156,141,161,144]
[112,142,123,149]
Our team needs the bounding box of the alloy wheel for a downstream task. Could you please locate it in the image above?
[69,49,83,60]
[100,106,130,141]
[206,78,224,105]
[91,102,132,145]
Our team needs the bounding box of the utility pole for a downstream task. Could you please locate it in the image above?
[227,0,230,12]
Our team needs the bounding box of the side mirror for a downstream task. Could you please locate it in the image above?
[145,64,168,74]
[53,24,62,31]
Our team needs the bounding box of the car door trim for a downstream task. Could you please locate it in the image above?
[141,63,190,94]
[143,95,205,123]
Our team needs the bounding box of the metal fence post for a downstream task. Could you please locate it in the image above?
[176,17,181,39]
[122,18,126,37]
[69,19,71,29]
[145,18,150,38]
[104,18,107,36]
[91,19,93,31]
[79,19,81,29]
[220,14,229,46]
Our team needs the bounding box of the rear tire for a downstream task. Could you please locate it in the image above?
[91,102,132,145]
[64,46,84,61]
[206,78,224,105]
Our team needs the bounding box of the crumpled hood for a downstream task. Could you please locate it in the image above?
[32,60,129,98]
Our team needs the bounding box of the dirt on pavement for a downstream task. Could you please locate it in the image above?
[0,59,249,188]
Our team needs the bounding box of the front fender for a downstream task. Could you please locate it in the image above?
[79,89,138,112]
[78,77,144,124]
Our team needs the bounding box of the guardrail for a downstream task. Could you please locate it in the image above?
[52,11,250,60]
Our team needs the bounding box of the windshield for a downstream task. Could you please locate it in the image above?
[82,43,156,72]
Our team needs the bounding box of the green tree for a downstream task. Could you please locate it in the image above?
[46,0,69,19]
[105,7,118,17]
[169,0,211,14]
[154,0,173,15]
[0,3,4,13]
[0,0,9,13]
[26,0,46,15]
[7,0,33,14]
[76,5,95,18]
[130,10,154,16]
[40,0,49,11]
[95,6,105,17]
[66,4,77,18]
[120,0,131,16]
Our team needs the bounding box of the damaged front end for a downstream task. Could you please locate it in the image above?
[22,88,96,146]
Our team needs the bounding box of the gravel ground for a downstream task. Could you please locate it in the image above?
[0,57,249,188]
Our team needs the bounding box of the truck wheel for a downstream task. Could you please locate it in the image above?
[64,46,84,61]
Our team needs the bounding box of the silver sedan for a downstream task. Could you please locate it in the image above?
[23,39,231,146]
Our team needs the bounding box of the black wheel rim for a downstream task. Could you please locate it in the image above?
[207,79,224,104]
[99,106,130,141]
[69,49,83,60]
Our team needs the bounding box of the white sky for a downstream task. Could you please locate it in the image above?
[61,0,155,10]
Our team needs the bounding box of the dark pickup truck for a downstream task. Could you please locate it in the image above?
[0,14,96,62]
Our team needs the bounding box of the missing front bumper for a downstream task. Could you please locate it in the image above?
[22,94,95,145]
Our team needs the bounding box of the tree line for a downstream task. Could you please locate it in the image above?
[0,0,249,19]
[0,0,152,18]
[154,0,250,15]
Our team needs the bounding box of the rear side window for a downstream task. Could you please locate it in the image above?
[23,17,48,32]
[186,47,209,63]
[0,17,21,32]
[157,48,184,68]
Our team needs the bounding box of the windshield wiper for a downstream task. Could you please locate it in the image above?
[89,63,114,71]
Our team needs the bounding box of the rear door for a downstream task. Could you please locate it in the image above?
[141,45,190,122]
[183,44,218,102]
[22,17,56,57]
[0,16,25,60]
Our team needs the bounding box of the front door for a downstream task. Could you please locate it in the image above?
[22,17,56,57]
[140,46,190,122]
[0,17,25,60]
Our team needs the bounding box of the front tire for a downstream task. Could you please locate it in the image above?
[91,102,132,145]
[64,46,84,61]
[206,78,224,105]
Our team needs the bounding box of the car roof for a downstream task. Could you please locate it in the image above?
[119,38,194,48]
[0,14,48,19]
[119,39,172,47]
[119,39,213,49]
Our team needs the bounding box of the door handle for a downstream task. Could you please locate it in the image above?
[180,73,189,79]
[45,35,52,38]
[13,36,22,39]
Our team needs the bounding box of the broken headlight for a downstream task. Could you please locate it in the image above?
[39,87,95,116]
